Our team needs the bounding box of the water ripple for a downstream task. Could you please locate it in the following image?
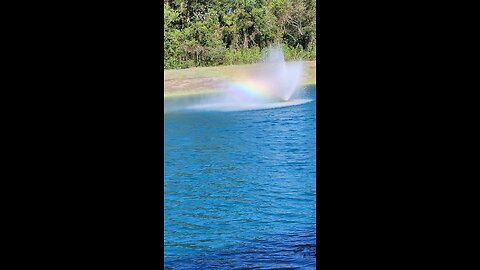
[164,89,316,269]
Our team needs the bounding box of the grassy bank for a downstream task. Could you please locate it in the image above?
[164,61,316,98]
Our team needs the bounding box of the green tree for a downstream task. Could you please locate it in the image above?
[164,0,316,69]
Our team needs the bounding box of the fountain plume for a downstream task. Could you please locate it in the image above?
[225,44,304,102]
[165,45,309,113]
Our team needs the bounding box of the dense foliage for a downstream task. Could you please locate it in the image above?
[164,0,316,69]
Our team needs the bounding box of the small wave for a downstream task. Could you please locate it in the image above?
[185,99,313,112]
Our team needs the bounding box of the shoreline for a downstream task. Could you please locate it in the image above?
[164,61,316,99]
[164,82,316,99]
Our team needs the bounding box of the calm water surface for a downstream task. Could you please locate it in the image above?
[164,88,316,269]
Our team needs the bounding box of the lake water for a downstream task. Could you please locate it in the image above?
[164,87,316,269]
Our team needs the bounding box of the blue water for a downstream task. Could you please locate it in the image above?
[164,88,316,269]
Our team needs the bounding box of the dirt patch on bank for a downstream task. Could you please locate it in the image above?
[164,77,224,93]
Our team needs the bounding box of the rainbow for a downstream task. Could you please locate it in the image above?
[226,79,281,102]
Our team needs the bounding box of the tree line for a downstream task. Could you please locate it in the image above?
[164,0,316,69]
